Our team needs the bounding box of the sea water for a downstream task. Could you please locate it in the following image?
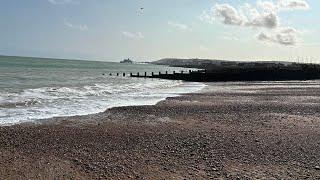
[0,56,205,125]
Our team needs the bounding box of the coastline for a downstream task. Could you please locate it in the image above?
[1,81,320,179]
[0,81,206,127]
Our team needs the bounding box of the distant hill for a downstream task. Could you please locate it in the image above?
[151,58,225,67]
[151,58,294,70]
[148,58,320,82]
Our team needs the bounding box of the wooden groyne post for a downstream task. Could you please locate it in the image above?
[115,69,206,80]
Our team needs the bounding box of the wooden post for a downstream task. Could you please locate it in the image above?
[189,70,192,74]
[181,70,184,74]
[159,72,161,75]
[137,72,140,77]
[166,71,168,74]
[130,73,132,77]
[145,72,147,77]
[123,73,125,77]
[152,72,154,76]
[173,71,175,74]
[117,73,119,76]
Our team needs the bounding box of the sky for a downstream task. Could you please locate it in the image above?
[0,0,319,62]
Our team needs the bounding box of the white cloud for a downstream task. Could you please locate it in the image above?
[122,31,144,39]
[257,0,310,11]
[245,11,279,29]
[48,0,76,5]
[279,0,310,10]
[202,0,310,46]
[214,4,244,26]
[257,27,298,45]
[213,3,279,29]
[64,19,88,31]
[168,21,192,31]
[257,1,278,12]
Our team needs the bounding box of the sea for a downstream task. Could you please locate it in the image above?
[0,56,205,125]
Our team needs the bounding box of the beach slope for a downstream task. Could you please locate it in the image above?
[1,82,320,179]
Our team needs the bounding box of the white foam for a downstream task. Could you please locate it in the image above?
[0,80,205,126]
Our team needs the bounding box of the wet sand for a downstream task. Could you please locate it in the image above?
[1,82,320,179]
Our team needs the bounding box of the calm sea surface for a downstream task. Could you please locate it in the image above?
[0,56,205,125]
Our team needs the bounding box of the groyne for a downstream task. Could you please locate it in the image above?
[108,66,320,82]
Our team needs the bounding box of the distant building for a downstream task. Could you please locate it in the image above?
[120,58,133,64]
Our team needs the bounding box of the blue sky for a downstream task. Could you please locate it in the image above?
[0,0,319,62]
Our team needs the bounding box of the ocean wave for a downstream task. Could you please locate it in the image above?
[0,57,202,125]
[0,80,205,125]
[0,99,40,108]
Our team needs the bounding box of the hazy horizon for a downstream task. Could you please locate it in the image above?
[1,0,319,62]
[1,54,313,64]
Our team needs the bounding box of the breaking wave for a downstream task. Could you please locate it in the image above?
[0,81,205,125]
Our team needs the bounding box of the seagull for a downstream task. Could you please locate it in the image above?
[139,7,144,14]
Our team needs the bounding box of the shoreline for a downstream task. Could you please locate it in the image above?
[1,81,206,127]
[1,81,320,179]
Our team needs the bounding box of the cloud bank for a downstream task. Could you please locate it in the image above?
[257,27,298,45]
[202,0,310,46]
[279,0,310,10]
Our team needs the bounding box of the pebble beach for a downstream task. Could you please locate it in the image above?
[1,81,320,179]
